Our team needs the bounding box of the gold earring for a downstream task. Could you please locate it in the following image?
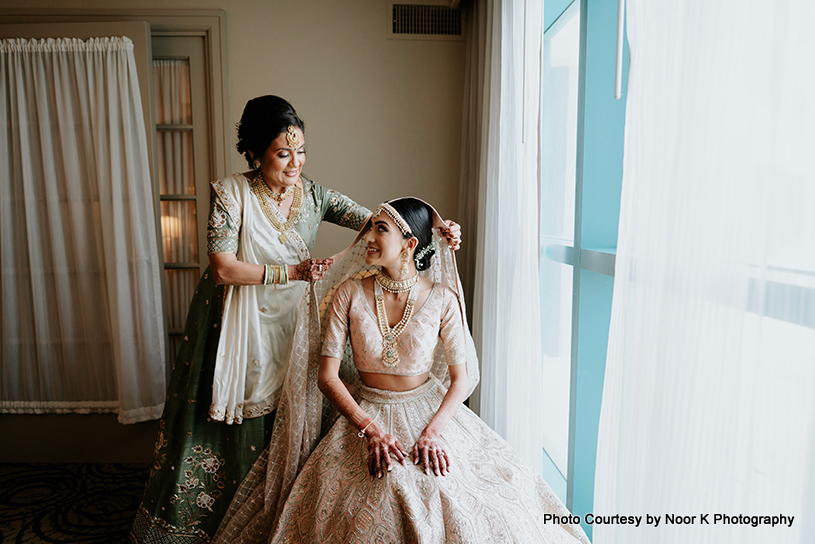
[252,159,261,171]
[400,250,409,278]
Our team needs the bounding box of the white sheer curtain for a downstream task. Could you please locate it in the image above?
[152,59,198,369]
[0,37,166,424]
[153,59,194,197]
[459,0,544,469]
[595,1,815,543]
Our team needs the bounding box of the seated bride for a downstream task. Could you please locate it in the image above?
[260,197,590,543]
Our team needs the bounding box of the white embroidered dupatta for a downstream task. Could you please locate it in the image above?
[208,174,311,425]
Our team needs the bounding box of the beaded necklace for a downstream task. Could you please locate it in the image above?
[375,269,418,293]
[374,281,419,368]
[268,184,294,205]
[254,172,295,205]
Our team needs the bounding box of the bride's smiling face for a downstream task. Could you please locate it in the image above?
[364,212,411,268]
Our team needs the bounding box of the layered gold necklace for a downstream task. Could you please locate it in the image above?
[375,269,418,293]
[250,173,302,244]
[374,281,419,368]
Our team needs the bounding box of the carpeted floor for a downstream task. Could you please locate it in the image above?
[0,463,149,544]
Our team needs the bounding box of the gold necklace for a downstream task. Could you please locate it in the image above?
[256,173,294,205]
[375,282,419,368]
[269,184,294,205]
[250,174,302,244]
[375,269,419,293]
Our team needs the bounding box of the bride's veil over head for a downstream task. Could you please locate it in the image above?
[212,197,480,544]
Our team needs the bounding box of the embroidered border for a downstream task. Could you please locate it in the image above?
[207,236,239,255]
[130,505,211,544]
[210,178,242,232]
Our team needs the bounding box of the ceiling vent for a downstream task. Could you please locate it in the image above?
[388,2,465,41]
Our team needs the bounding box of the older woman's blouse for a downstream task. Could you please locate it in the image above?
[207,174,369,255]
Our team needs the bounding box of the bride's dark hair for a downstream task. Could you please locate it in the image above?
[388,198,435,271]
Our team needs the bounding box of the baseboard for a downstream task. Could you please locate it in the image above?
[0,413,159,463]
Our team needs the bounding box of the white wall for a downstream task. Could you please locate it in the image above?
[0,0,466,462]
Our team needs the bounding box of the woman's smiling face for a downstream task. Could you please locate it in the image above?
[256,127,306,188]
[364,212,411,269]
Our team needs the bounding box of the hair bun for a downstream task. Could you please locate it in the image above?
[387,198,435,271]
[414,242,435,271]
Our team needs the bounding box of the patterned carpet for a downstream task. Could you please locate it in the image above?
[0,463,149,544]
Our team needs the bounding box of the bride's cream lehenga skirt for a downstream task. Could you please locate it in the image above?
[271,377,590,544]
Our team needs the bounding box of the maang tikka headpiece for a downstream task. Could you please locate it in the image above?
[286,126,301,150]
[373,202,412,237]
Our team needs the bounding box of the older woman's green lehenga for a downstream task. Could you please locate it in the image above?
[129,174,369,544]
[129,268,269,543]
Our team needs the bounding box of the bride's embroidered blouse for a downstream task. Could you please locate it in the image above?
[322,278,467,376]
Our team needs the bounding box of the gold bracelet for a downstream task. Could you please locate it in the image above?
[357,418,375,438]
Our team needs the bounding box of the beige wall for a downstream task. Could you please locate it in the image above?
[0,0,465,462]
[3,0,465,255]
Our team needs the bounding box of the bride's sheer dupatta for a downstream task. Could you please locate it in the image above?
[212,199,479,544]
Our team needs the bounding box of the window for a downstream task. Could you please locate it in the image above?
[539,0,628,537]
[152,36,215,368]
[539,0,580,498]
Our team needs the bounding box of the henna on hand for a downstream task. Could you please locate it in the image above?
[440,220,462,251]
[412,432,449,477]
[319,376,366,423]
[365,424,407,479]
[289,257,334,282]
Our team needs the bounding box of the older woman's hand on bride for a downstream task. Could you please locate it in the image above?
[364,423,407,479]
[413,431,449,477]
[440,220,462,250]
[288,257,333,282]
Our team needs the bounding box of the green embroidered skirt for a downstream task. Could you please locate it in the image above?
[130,268,276,544]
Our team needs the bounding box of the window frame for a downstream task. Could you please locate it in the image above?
[539,0,628,538]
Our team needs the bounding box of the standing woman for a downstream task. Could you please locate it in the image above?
[130,95,373,544]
